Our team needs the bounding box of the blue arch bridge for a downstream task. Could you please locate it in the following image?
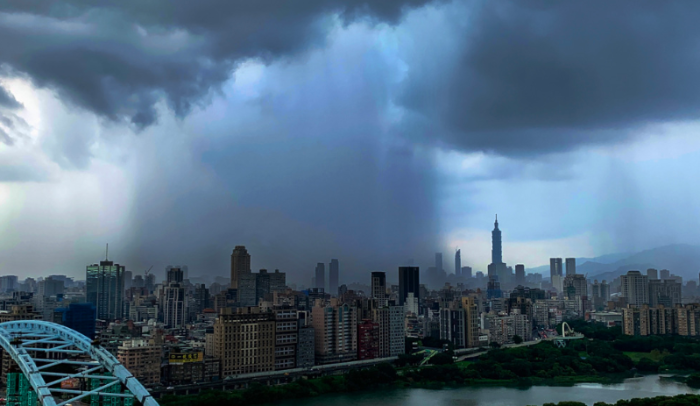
[0,321,159,406]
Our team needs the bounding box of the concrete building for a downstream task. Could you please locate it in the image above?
[487,312,531,345]
[648,279,681,308]
[563,275,588,300]
[455,249,461,277]
[550,258,563,280]
[274,308,298,370]
[117,338,161,385]
[213,307,275,377]
[357,319,380,360]
[621,270,649,306]
[647,268,659,280]
[515,264,525,286]
[0,305,42,323]
[315,263,325,291]
[230,246,251,290]
[565,258,576,277]
[462,296,480,348]
[311,300,357,364]
[296,326,315,368]
[439,300,465,348]
[329,259,339,296]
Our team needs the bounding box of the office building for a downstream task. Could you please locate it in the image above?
[214,307,275,377]
[329,259,339,296]
[371,272,387,307]
[0,276,18,293]
[311,300,358,364]
[239,269,287,306]
[53,303,97,339]
[230,246,251,289]
[564,275,588,300]
[455,249,461,276]
[86,258,125,321]
[565,258,576,276]
[315,263,325,291]
[117,339,161,385]
[37,277,65,298]
[436,252,443,274]
[398,267,420,306]
[515,264,525,286]
[660,269,671,280]
[462,266,472,278]
[163,283,186,328]
[440,300,465,348]
[373,304,405,358]
[550,258,563,280]
[647,268,659,280]
[621,270,649,306]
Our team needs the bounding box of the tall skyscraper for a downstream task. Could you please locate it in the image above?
[515,264,525,286]
[315,263,325,291]
[86,255,125,321]
[230,246,251,289]
[371,272,387,306]
[455,249,461,276]
[660,269,671,280]
[565,258,576,276]
[166,267,184,284]
[398,266,420,306]
[329,259,339,296]
[492,215,502,264]
[550,258,563,279]
[620,270,649,306]
[435,252,443,273]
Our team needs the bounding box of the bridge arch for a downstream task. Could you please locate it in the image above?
[0,320,159,406]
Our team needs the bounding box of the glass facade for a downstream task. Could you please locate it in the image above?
[86,261,125,321]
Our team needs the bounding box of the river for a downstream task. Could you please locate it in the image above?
[277,375,700,406]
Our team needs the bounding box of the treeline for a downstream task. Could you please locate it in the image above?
[541,394,700,406]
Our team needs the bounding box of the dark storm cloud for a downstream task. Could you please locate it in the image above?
[0,84,21,109]
[400,0,700,156]
[0,0,434,128]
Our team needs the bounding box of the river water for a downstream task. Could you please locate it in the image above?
[278,375,700,406]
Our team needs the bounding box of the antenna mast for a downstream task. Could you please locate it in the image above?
[106,243,109,261]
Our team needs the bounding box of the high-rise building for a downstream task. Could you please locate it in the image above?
[54,303,97,339]
[214,307,275,377]
[647,268,659,280]
[0,276,18,293]
[230,246,251,289]
[311,300,358,364]
[620,270,649,306]
[462,266,473,278]
[371,272,387,307]
[549,258,563,280]
[398,267,420,306]
[462,296,480,348]
[648,279,682,308]
[439,300,465,348]
[86,258,125,321]
[455,249,461,276]
[38,277,65,297]
[315,263,325,291]
[166,267,184,284]
[329,259,339,296]
[492,215,502,264]
[515,264,525,286]
[565,258,576,276]
[144,273,155,293]
[563,275,588,300]
[124,270,133,290]
[357,320,379,360]
[274,309,299,370]
[296,326,315,368]
[163,281,186,328]
[660,269,671,280]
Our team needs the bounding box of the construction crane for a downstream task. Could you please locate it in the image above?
[144,265,153,276]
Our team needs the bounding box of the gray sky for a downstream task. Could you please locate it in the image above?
[2,1,700,283]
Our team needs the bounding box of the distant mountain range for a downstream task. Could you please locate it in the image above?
[528,244,700,282]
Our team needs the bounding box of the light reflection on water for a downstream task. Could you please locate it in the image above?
[276,375,700,406]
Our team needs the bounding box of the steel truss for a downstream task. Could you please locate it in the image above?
[0,321,159,406]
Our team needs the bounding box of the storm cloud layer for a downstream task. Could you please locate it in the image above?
[400,0,700,156]
[0,0,434,127]
[2,1,700,280]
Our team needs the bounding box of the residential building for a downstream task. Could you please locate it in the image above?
[296,326,315,368]
[357,319,380,360]
[315,263,325,291]
[117,338,161,385]
[311,300,357,364]
[329,259,339,296]
[230,246,251,290]
[213,307,275,377]
[274,308,298,370]
[371,272,387,307]
[54,303,97,339]
[398,267,420,306]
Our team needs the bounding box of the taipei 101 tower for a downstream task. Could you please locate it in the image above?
[492,215,502,264]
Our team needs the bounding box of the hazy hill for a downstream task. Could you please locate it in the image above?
[528,244,700,282]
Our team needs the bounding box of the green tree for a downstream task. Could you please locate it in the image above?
[513,335,523,344]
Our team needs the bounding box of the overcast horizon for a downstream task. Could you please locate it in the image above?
[3,1,700,282]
